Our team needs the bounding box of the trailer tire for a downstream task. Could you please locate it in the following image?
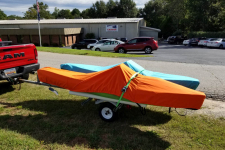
[99,102,117,122]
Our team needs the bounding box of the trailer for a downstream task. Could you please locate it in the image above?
[19,78,147,122]
[15,64,205,122]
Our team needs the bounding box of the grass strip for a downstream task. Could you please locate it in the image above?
[37,47,151,58]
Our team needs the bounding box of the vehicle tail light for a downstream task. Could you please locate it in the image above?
[34,48,38,60]
[153,40,158,44]
[204,41,207,43]
[216,42,218,43]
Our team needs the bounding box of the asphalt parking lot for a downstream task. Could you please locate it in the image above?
[67,43,225,66]
[129,43,225,66]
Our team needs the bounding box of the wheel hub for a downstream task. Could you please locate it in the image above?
[102,107,113,119]
[145,48,151,53]
[119,49,124,53]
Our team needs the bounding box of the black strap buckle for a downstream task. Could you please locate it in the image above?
[121,87,127,92]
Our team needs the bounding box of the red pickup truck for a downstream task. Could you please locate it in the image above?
[0,39,40,80]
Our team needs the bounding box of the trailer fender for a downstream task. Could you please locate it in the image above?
[95,99,117,106]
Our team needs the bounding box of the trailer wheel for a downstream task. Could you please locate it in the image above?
[99,102,117,122]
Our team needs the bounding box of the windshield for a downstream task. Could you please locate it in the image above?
[128,39,137,43]
[97,40,108,44]
[211,38,222,41]
[79,41,85,44]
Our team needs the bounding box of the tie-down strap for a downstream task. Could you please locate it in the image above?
[116,69,145,107]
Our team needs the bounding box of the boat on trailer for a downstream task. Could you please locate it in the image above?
[61,60,200,90]
[28,64,206,122]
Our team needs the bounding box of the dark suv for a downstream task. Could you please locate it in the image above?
[169,36,186,44]
[71,39,98,49]
[114,37,158,54]
[120,38,128,42]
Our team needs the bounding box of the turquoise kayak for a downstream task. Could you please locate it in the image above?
[60,60,200,90]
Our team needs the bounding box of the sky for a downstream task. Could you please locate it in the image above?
[0,0,148,17]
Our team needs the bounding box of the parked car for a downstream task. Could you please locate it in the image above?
[120,38,128,43]
[190,37,207,45]
[167,36,176,43]
[87,39,111,49]
[71,39,98,49]
[114,37,158,54]
[169,36,186,44]
[198,38,215,47]
[91,40,124,52]
[206,38,225,49]
[100,37,107,40]
[183,39,190,46]
[0,39,12,47]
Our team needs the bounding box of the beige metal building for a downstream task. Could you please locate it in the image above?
[0,18,160,46]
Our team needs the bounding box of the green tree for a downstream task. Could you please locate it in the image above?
[24,8,37,19]
[52,7,60,19]
[24,2,53,19]
[142,0,166,28]
[137,8,144,17]
[88,0,138,18]
[81,9,90,18]
[7,15,23,20]
[58,9,73,19]
[106,0,117,17]
[0,9,7,20]
[117,0,138,18]
[185,0,223,32]
[141,0,225,36]
[89,0,107,18]
[142,0,175,37]
[218,0,225,29]
[165,0,186,31]
[71,8,81,18]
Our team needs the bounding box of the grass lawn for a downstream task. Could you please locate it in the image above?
[0,74,225,150]
[37,47,151,58]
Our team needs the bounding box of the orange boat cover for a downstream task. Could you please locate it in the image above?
[37,64,206,109]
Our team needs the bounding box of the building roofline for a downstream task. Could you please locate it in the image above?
[0,18,144,25]
[0,28,83,35]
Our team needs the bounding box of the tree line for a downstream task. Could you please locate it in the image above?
[0,0,225,37]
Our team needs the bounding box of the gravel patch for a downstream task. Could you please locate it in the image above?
[191,99,225,118]
[170,99,225,118]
